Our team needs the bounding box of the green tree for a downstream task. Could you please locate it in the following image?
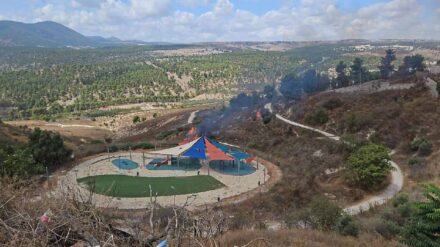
[0,148,43,180]
[27,128,71,168]
[335,61,349,88]
[379,49,396,79]
[400,54,426,74]
[350,57,367,84]
[344,143,392,189]
[403,184,440,247]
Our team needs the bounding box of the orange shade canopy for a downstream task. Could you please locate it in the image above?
[204,137,234,161]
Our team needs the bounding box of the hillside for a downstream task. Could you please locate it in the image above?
[0,21,94,47]
[0,120,27,145]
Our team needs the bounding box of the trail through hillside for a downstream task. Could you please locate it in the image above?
[264,103,404,215]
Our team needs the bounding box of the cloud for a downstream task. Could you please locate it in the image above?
[181,0,209,8]
[21,0,440,42]
[213,0,234,16]
[131,0,172,17]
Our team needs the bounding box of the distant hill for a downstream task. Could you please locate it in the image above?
[0,20,98,47]
[0,20,148,48]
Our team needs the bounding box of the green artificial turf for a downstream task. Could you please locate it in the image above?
[77,174,224,198]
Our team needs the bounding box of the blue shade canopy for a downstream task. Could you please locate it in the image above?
[209,139,252,160]
[210,140,230,153]
[182,137,207,159]
[230,151,252,160]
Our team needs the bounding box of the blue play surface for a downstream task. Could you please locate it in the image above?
[209,160,256,176]
[145,158,201,171]
[112,158,139,170]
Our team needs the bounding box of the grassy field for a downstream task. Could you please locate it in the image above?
[77,175,224,198]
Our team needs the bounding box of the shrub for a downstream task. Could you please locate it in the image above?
[287,196,342,231]
[342,113,373,133]
[410,136,432,156]
[155,129,178,140]
[407,157,423,167]
[321,98,343,110]
[132,115,140,124]
[108,145,119,153]
[340,134,368,153]
[375,220,400,239]
[334,215,359,237]
[305,107,329,125]
[344,143,392,189]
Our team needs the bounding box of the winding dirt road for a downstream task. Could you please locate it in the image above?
[265,103,404,215]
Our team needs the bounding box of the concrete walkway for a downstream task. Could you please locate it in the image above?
[59,152,269,210]
[265,103,404,215]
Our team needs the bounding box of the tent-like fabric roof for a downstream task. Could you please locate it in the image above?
[148,136,253,161]
[149,137,200,156]
[204,137,234,161]
[210,139,252,160]
[182,137,207,159]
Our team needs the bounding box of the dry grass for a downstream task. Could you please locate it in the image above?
[216,229,404,247]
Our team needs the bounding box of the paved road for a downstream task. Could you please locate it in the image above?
[265,103,404,215]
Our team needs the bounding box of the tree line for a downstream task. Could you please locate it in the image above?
[279,49,427,100]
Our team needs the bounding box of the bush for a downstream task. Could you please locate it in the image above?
[335,215,359,237]
[287,196,342,231]
[321,98,343,110]
[410,136,432,156]
[342,113,372,133]
[407,157,423,167]
[375,220,400,240]
[344,143,392,189]
[155,129,178,140]
[305,107,329,125]
[132,115,140,124]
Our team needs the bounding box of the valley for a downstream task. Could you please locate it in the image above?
[1,18,440,247]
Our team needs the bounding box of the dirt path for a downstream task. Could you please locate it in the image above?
[265,103,404,215]
[187,110,199,124]
[45,123,108,130]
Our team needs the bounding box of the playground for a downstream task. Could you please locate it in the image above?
[61,137,270,209]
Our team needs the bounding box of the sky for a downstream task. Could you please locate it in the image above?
[0,0,440,43]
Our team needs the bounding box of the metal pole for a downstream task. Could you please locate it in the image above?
[263,168,266,183]
[237,159,240,175]
[257,157,259,170]
[142,152,145,166]
[129,146,132,161]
